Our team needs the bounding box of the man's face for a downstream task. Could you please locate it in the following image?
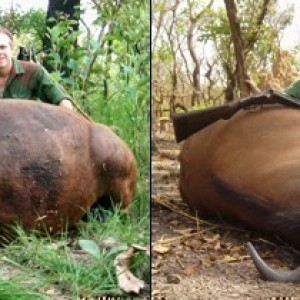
[0,33,13,70]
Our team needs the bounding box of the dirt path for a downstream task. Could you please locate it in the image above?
[152,129,300,299]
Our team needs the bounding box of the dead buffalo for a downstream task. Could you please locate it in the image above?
[179,106,300,282]
[0,99,136,235]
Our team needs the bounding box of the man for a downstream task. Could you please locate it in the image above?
[0,27,73,109]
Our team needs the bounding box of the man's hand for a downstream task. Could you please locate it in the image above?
[59,99,73,110]
[245,79,261,94]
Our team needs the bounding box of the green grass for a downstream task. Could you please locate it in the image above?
[1,200,149,298]
[0,279,45,300]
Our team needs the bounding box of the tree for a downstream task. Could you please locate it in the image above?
[223,0,272,100]
[153,0,296,117]
[204,0,290,101]
[224,0,249,98]
[187,0,213,106]
[0,7,46,48]
[42,0,80,74]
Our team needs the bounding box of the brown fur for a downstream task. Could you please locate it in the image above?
[179,106,300,248]
[0,99,136,235]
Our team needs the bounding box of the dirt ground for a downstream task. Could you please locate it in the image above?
[152,128,300,299]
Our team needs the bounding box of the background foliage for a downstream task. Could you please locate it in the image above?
[153,0,298,115]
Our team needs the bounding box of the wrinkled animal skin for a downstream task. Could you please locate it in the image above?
[0,99,136,235]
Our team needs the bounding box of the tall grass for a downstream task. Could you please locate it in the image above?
[0,279,45,300]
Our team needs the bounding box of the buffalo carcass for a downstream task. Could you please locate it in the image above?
[179,106,300,282]
[0,99,136,235]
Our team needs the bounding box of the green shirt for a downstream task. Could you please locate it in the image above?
[285,80,300,99]
[2,58,71,105]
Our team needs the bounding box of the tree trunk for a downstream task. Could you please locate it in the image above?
[187,19,201,106]
[186,0,213,106]
[42,0,80,74]
[224,0,249,99]
[167,0,180,113]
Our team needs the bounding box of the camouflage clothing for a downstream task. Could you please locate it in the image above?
[285,80,300,100]
[2,58,71,104]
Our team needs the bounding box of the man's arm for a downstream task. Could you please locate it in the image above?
[34,65,74,109]
[245,79,261,93]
